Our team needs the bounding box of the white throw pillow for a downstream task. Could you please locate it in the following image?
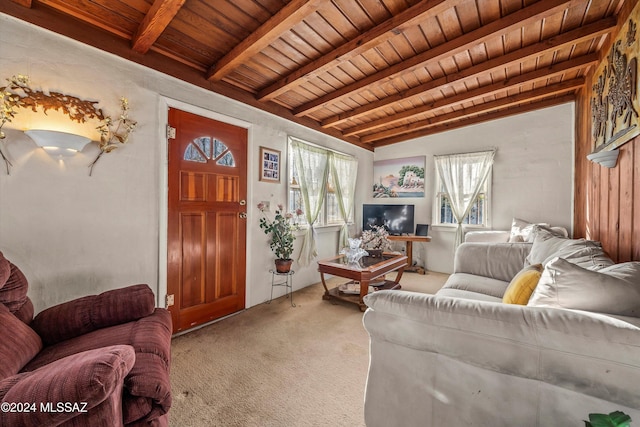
[528,224,568,241]
[509,218,546,243]
[528,258,640,317]
[509,219,567,243]
[525,227,613,270]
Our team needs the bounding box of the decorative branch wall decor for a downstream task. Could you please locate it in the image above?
[590,4,640,153]
[0,75,136,175]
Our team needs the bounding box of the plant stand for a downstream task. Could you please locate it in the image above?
[267,269,295,307]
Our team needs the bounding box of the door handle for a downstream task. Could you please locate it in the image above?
[239,212,247,219]
[239,200,246,206]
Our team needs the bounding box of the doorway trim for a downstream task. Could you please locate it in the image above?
[157,96,254,312]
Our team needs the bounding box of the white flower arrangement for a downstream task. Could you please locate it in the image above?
[360,225,391,251]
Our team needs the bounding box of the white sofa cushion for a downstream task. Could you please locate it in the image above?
[439,273,509,300]
[528,258,640,317]
[453,242,531,283]
[525,227,613,270]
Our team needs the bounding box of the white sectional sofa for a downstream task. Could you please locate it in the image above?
[362,227,640,426]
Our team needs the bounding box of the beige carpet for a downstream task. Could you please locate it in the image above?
[169,271,448,427]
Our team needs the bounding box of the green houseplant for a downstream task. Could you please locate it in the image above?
[258,203,303,272]
[584,411,632,427]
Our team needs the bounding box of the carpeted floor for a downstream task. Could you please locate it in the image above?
[169,271,448,427]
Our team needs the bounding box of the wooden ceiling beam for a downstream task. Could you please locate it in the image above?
[293,0,577,117]
[9,0,32,7]
[340,53,599,136]
[361,79,584,143]
[35,0,131,40]
[206,0,324,81]
[256,0,466,102]
[0,0,370,151]
[371,94,576,148]
[132,0,186,54]
[319,17,616,127]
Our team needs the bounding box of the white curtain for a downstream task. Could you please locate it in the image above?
[291,141,330,266]
[435,150,495,249]
[330,152,358,251]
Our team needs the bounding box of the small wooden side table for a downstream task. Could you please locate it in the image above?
[387,234,431,274]
[267,270,295,307]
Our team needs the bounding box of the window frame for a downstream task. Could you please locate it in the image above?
[432,160,492,229]
[287,137,355,229]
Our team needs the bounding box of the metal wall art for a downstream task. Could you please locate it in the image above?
[591,4,640,153]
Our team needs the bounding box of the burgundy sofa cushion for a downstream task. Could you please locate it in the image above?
[31,284,156,346]
[0,345,135,427]
[0,304,42,381]
[0,252,34,324]
[24,308,173,425]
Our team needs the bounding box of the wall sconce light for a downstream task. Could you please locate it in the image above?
[24,130,91,158]
[1,75,136,175]
[586,149,619,168]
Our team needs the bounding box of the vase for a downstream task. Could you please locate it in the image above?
[275,258,293,273]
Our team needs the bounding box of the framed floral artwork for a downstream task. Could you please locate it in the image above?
[259,146,281,183]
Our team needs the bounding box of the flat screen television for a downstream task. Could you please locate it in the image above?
[363,204,415,235]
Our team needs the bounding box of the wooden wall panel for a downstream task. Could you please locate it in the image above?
[599,164,610,255]
[618,143,634,262]
[573,0,639,263]
[631,140,638,261]
[575,133,639,262]
[573,86,588,239]
[590,162,601,242]
[608,163,620,261]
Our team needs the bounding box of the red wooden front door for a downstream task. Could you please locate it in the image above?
[167,108,247,333]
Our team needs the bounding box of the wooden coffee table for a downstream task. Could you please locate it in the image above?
[317,253,408,311]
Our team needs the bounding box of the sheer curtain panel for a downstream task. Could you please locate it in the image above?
[434,150,495,249]
[330,152,358,251]
[291,141,329,266]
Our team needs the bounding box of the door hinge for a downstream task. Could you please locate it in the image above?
[167,125,176,140]
[166,294,175,307]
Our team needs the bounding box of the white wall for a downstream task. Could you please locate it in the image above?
[0,14,373,313]
[373,103,575,273]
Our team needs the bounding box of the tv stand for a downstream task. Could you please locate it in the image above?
[387,234,431,274]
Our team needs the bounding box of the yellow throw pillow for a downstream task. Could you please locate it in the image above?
[503,264,543,305]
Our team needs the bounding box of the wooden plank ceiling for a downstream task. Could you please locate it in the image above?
[1,0,625,151]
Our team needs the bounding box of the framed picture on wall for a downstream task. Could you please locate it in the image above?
[259,146,281,183]
[373,156,425,198]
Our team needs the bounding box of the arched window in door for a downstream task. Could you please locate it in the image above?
[184,137,236,167]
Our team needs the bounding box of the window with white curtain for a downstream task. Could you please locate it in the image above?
[288,137,354,227]
[433,153,493,228]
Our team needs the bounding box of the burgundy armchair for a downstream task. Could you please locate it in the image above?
[0,251,172,426]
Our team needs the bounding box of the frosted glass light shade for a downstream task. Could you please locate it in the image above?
[586,149,619,168]
[25,129,91,157]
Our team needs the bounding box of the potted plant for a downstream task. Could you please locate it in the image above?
[360,225,391,257]
[257,203,303,272]
[584,411,632,427]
